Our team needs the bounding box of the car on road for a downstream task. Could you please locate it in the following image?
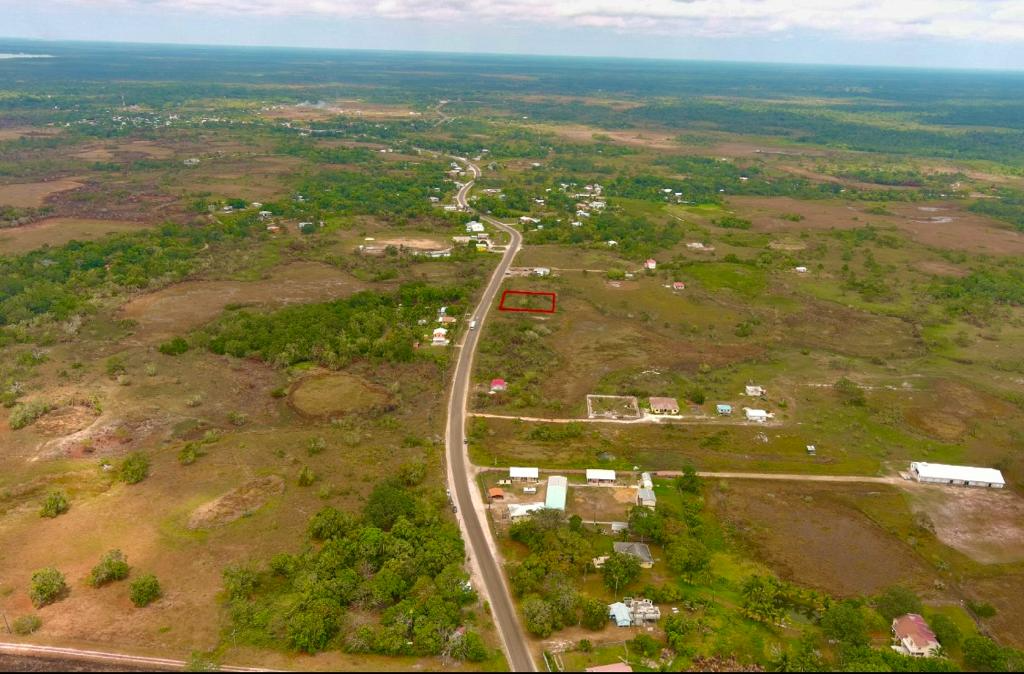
[451,505,458,514]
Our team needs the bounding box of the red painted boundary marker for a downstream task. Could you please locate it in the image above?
[498,290,557,314]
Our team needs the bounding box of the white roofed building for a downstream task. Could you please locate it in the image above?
[587,469,616,484]
[910,462,1005,488]
[509,466,539,482]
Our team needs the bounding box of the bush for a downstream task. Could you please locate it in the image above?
[29,568,67,607]
[630,633,661,657]
[308,506,354,541]
[88,549,130,587]
[298,466,317,487]
[715,215,752,229]
[130,574,162,607]
[39,490,69,518]
[834,377,867,406]
[9,400,53,430]
[223,565,259,601]
[12,614,42,635]
[118,453,150,484]
[821,600,868,646]
[580,595,608,630]
[286,598,342,653]
[928,613,961,650]
[307,436,327,456]
[158,337,190,355]
[963,636,1007,671]
[968,600,997,618]
[451,630,488,662]
[178,442,203,466]
[522,596,555,637]
[397,459,427,486]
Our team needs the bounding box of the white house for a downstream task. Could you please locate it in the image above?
[466,221,485,233]
[795,266,808,273]
[533,267,551,277]
[743,408,773,423]
[892,614,941,657]
[519,216,540,224]
[508,503,546,521]
[909,462,1005,488]
[586,469,616,484]
[637,488,657,508]
[509,466,539,482]
[640,472,653,490]
[431,327,449,346]
[745,385,766,397]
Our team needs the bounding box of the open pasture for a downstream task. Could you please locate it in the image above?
[0,217,153,254]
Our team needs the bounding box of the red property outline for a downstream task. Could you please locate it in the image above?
[498,290,557,314]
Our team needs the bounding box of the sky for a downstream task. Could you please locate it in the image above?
[2,0,1024,70]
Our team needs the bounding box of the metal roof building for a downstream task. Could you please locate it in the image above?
[509,466,539,481]
[586,468,616,483]
[545,475,568,510]
[910,462,1005,488]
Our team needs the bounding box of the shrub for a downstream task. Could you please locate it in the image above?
[307,436,326,456]
[105,356,127,376]
[968,600,997,618]
[308,506,354,541]
[298,466,317,487]
[451,630,488,662]
[928,613,961,650]
[184,652,219,672]
[874,585,922,622]
[715,215,752,230]
[223,565,259,601]
[130,574,162,607]
[88,549,130,587]
[40,490,70,518]
[178,442,203,465]
[12,614,42,635]
[397,459,426,486]
[29,568,67,607]
[227,411,248,426]
[9,400,53,430]
[522,596,555,637]
[118,453,150,484]
[834,377,867,406]
[158,337,190,356]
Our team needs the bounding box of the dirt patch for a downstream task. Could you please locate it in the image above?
[375,237,446,250]
[32,404,98,436]
[915,259,967,277]
[908,486,1024,564]
[0,179,84,208]
[767,240,807,251]
[0,218,153,254]
[188,475,285,530]
[118,262,367,342]
[710,482,934,596]
[568,485,636,522]
[290,373,389,417]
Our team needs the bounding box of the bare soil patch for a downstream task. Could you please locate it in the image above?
[32,404,98,437]
[909,486,1024,564]
[188,475,285,530]
[375,237,446,250]
[568,485,636,522]
[118,262,366,342]
[290,372,389,417]
[0,218,153,254]
[0,179,84,208]
[710,482,934,596]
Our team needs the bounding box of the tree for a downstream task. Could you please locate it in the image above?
[579,595,609,630]
[834,377,867,406]
[308,506,354,541]
[665,535,710,580]
[88,549,130,587]
[364,481,416,530]
[158,337,189,355]
[522,596,556,637]
[287,598,342,653]
[397,460,427,486]
[928,613,961,651]
[450,630,488,662]
[820,600,868,646]
[12,615,42,635]
[675,463,702,494]
[39,490,69,518]
[628,506,665,544]
[130,574,162,607]
[29,568,67,608]
[963,636,1007,672]
[874,585,922,622]
[629,633,661,657]
[601,552,641,593]
[223,565,259,601]
[740,575,785,624]
[664,614,694,652]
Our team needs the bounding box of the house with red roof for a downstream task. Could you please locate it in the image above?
[490,378,507,393]
[892,614,941,657]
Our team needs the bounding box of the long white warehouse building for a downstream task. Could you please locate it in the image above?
[910,462,1005,488]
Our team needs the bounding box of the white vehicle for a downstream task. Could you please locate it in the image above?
[469,319,478,330]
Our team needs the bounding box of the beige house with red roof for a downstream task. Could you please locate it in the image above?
[892,614,941,657]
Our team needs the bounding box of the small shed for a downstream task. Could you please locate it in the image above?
[509,466,539,482]
[743,408,772,423]
[488,487,505,500]
[716,404,733,415]
[608,602,632,628]
[637,488,657,508]
[640,472,653,490]
[586,469,616,484]
[745,385,765,397]
[649,397,680,415]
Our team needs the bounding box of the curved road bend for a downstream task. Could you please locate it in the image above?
[444,159,535,672]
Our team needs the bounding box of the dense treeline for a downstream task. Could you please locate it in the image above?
[201,283,468,368]
[224,480,489,660]
[292,162,449,222]
[969,190,1024,232]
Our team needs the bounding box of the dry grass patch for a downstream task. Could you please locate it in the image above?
[0,218,153,255]
[188,475,285,530]
[909,486,1024,565]
[0,179,84,208]
[290,373,389,418]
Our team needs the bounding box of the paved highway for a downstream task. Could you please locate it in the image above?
[444,159,536,671]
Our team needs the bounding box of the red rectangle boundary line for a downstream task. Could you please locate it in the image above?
[498,290,557,314]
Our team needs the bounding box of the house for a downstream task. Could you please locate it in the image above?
[640,472,653,490]
[183,158,200,166]
[909,462,1005,488]
[795,266,808,273]
[608,602,632,627]
[606,240,618,246]
[509,466,539,482]
[258,210,273,219]
[672,281,686,291]
[466,221,485,233]
[443,204,458,212]
[649,397,680,415]
[533,267,551,277]
[624,597,661,623]
[490,378,508,393]
[508,503,545,520]
[644,259,657,270]
[892,614,941,657]
[586,469,616,484]
[807,444,817,456]
[438,315,458,324]
[488,487,505,501]
[637,488,657,508]
[519,216,540,224]
[744,408,772,423]
[745,385,766,397]
[717,404,733,416]
[613,542,654,568]
[585,664,632,673]
[545,476,568,510]
[431,327,449,346]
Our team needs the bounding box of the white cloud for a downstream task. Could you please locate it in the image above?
[56,0,1024,42]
